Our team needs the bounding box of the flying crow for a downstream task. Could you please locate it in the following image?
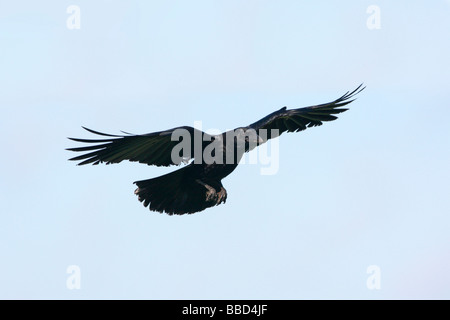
[67,85,364,215]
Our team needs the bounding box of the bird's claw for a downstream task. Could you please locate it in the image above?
[217,187,227,204]
[197,180,227,205]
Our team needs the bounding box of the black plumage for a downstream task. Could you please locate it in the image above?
[67,84,364,215]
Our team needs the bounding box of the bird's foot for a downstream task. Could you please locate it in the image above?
[196,180,217,202]
[216,187,227,204]
[196,180,227,205]
[206,189,216,202]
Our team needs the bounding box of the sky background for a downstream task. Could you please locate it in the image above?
[0,0,449,299]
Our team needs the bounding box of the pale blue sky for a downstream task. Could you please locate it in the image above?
[0,1,449,299]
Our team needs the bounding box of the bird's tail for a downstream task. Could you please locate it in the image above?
[134,165,225,215]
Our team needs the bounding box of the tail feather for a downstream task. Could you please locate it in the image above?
[134,165,226,215]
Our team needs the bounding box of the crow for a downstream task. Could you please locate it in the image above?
[67,84,364,215]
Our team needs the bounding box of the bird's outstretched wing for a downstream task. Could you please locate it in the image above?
[247,84,365,141]
[67,126,213,166]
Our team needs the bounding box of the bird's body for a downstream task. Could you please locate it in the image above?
[67,85,364,215]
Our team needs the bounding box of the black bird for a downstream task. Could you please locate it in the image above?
[67,85,364,215]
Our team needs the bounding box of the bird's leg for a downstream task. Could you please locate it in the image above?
[196,179,217,202]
